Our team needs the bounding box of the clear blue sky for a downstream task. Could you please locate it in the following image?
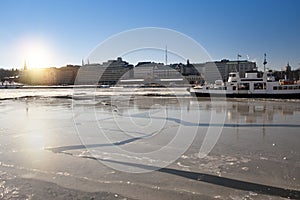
[0,0,299,70]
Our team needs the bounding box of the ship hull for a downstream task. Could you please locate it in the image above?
[190,91,300,99]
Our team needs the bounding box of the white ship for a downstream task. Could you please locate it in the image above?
[189,70,300,99]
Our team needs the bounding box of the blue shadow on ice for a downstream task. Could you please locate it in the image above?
[85,156,300,199]
[47,142,300,199]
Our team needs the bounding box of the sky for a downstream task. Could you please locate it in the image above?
[0,0,299,70]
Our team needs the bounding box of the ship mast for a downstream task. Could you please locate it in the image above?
[263,53,267,72]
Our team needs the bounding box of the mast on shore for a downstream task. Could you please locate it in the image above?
[24,60,27,71]
[165,46,168,66]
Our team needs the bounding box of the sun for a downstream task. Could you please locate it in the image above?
[21,37,53,69]
[26,44,49,69]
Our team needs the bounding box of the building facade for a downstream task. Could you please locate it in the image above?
[76,57,133,85]
[191,59,256,83]
[17,58,258,86]
[132,62,184,84]
[100,57,133,84]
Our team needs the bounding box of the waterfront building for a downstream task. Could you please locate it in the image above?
[22,68,57,85]
[132,62,185,85]
[131,59,256,85]
[76,57,133,85]
[191,59,256,83]
[14,57,300,86]
[56,65,79,85]
[133,62,159,80]
[214,59,256,81]
[271,63,300,82]
[153,65,181,79]
[75,63,103,85]
[101,57,133,84]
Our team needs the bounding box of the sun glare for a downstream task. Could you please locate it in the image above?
[21,37,53,69]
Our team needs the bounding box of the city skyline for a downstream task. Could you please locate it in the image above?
[0,0,299,70]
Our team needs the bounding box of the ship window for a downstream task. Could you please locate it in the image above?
[233,86,237,90]
[238,83,249,90]
[294,86,298,90]
[283,86,288,90]
[254,83,264,90]
[288,86,293,90]
[273,86,278,90]
[278,86,283,90]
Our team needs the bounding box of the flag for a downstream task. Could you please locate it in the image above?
[238,54,242,58]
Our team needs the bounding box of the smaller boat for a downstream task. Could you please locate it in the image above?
[189,70,300,99]
[0,81,24,89]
